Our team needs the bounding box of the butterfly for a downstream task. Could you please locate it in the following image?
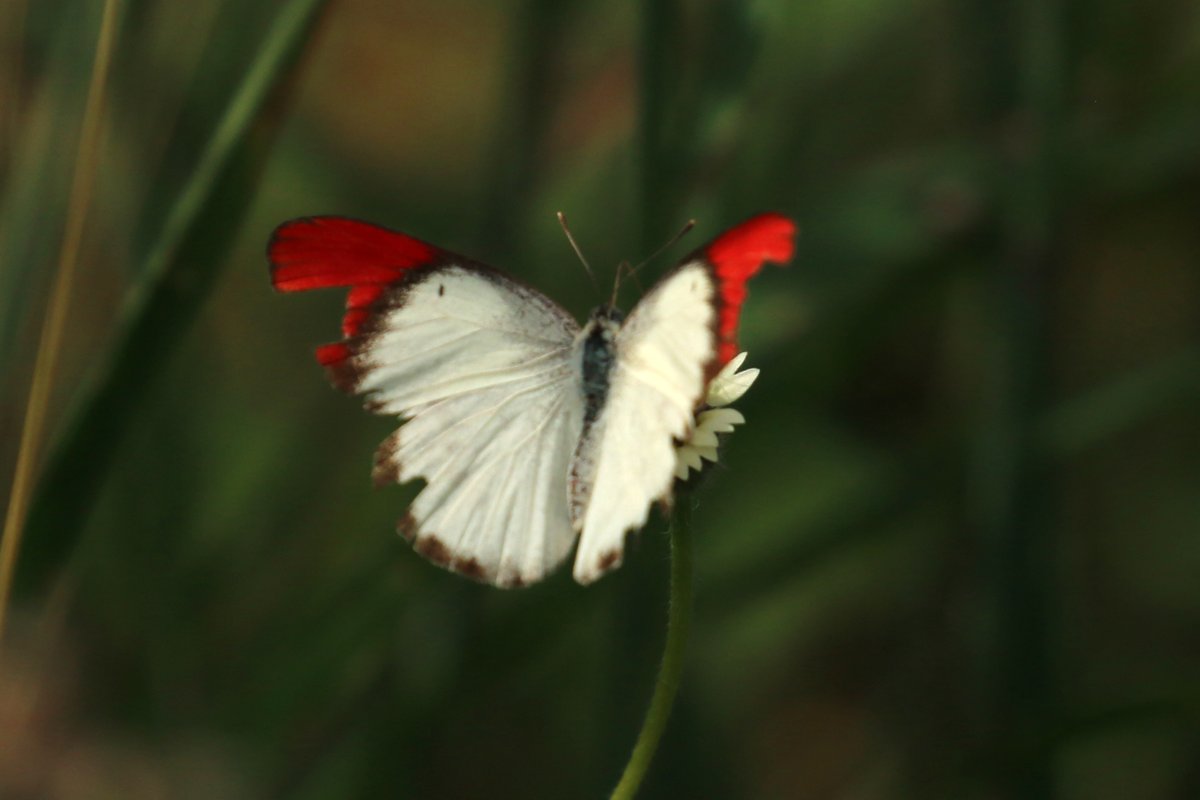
[269,213,795,587]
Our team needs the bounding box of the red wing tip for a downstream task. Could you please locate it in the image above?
[267,217,323,291]
[701,213,798,369]
[267,216,441,292]
[709,213,798,266]
[271,274,320,293]
[315,342,349,366]
[267,215,358,247]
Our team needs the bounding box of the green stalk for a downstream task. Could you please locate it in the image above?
[637,0,674,252]
[0,0,122,650]
[16,0,329,599]
[610,492,694,800]
[963,0,1064,796]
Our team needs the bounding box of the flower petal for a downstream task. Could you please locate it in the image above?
[673,353,759,479]
[674,458,690,480]
[697,407,745,433]
[675,445,704,479]
[723,351,749,375]
[690,425,721,449]
[707,353,759,406]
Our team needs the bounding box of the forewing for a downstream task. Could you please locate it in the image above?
[569,264,714,582]
[570,214,796,583]
[270,217,584,587]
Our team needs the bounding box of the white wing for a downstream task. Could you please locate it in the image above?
[570,262,717,583]
[273,213,794,587]
[344,264,584,587]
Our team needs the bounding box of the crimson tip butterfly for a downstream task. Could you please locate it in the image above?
[269,213,796,587]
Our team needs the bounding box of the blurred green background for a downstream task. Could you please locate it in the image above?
[2,0,1199,797]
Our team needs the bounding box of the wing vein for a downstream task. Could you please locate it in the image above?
[403,373,573,472]
[428,392,568,547]
[389,311,573,344]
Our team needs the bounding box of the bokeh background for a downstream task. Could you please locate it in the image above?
[2,0,1199,797]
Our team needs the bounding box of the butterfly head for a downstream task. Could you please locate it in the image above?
[589,304,625,327]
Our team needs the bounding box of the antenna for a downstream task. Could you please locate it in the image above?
[611,219,696,307]
[608,260,640,309]
[556,212,599,295]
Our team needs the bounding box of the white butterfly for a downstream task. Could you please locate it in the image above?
[269,214,795,587]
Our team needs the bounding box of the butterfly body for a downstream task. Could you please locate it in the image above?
[270,214,795,586]
[579,307,623,426]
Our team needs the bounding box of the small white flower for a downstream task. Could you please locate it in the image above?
[674,352,759,480]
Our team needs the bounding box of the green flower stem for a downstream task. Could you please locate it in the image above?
[610,491,694,800]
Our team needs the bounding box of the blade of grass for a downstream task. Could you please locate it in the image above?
[0,27,89,375]
[0,0,25,177]
[0,0,123,650]
[479,0,578,260]
[14,0,330,600]
[637,0,675,252]
[969,1,1066,796]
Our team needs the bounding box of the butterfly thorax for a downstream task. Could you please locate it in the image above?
[579,306,624,426]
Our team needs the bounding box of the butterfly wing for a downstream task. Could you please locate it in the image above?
[270,217,584,587]
[570,214,795,583]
